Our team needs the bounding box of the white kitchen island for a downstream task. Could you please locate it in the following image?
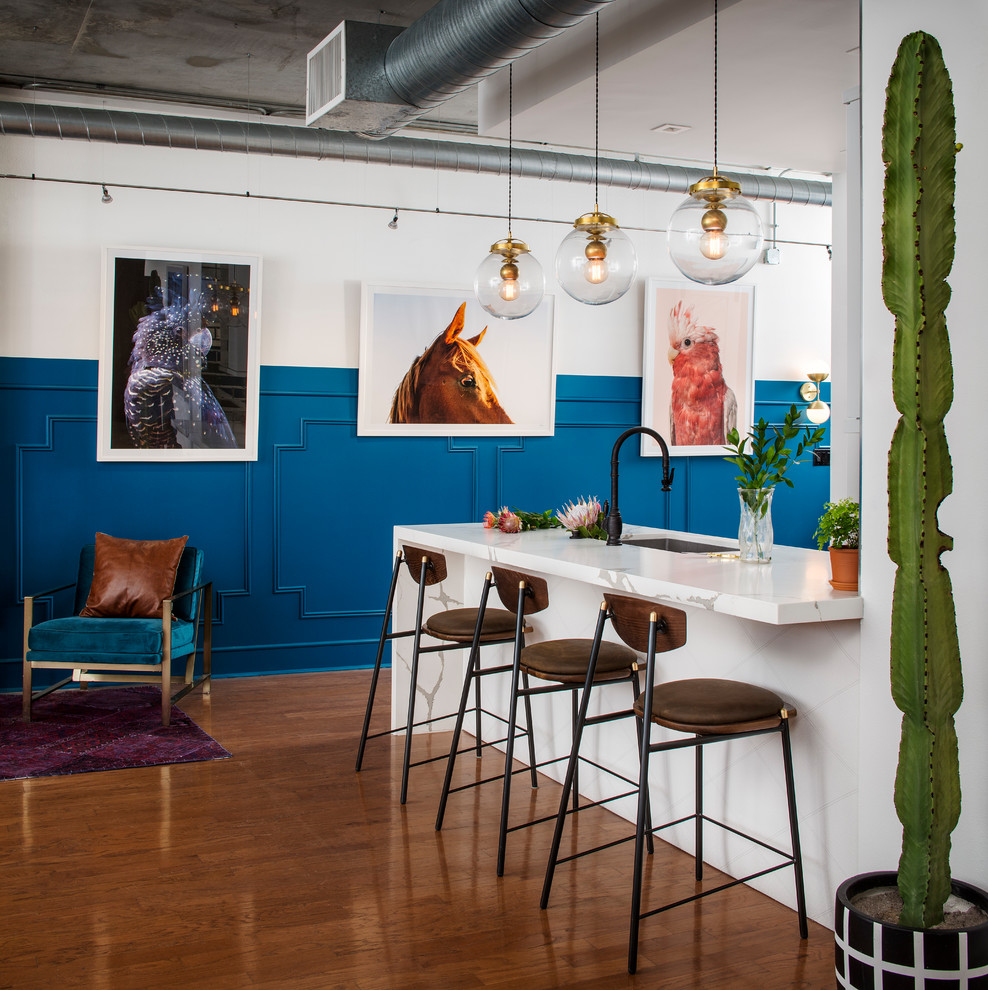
[390,521,863,927]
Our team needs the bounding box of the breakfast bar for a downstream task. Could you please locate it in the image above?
[391,521,863,926]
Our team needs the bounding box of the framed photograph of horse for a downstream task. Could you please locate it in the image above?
[641,278,755,457]
[97,246,261,461]
[357,283,556,436]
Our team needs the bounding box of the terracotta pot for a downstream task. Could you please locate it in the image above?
[829,547,859,591]
[835,871,988,988]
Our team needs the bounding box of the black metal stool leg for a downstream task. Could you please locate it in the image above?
[435,578,492,829]
[473,649,484,757]
[522,671,539,789]
[497,588,529,877]
[695,740,704,881]
[399,558,430,806]
[630,669,654,856]
[435,643,479,829]
[781,716,808,938]
[540,604,607,908]
[628,616,659,976]
[355,552,402,772]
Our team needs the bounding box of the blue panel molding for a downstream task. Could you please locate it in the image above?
[0,358,829,685]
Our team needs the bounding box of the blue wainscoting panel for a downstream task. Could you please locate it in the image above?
[0,359,829,687]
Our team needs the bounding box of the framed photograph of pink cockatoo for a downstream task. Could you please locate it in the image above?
[641,279,755,457]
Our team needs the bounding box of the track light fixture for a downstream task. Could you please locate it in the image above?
[101,185,113,204]
[388,209,398,230]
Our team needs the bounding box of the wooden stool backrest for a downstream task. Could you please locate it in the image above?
[401,546,448,586]
[603,593,687,654]
[490,566,550,616]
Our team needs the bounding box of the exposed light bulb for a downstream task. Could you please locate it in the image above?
[583,236,608,283]
[698,207,729,260]
[499,277,520,302]
[230,289,240,317]
[584,257,609,284]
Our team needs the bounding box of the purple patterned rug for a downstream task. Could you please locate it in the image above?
[0,686,231,780]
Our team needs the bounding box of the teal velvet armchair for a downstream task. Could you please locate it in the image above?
[22,544,212,726]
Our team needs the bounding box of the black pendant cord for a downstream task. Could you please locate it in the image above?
[594,11,599,211]
[713,0,719,174]
[507,64,513,241]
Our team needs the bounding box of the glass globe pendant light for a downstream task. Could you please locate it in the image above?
[475,65,545,320]
[667,0,763,285]
[555,13,637,305]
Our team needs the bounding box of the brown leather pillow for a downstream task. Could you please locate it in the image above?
[80,533,189,619]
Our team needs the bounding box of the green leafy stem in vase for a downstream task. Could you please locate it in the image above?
[724,404,826,495]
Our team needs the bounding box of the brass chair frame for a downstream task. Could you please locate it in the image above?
[23,580,213,728]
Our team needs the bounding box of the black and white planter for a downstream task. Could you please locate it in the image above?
[835,872,988,988]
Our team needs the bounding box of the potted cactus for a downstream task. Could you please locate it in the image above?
[813,497,859,591]
[834,30,988,989]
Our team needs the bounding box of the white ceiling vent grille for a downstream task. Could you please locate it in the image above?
[306,23,345,126]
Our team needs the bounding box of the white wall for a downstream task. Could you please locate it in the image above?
[859,0,988,889]
[0,121,831,385]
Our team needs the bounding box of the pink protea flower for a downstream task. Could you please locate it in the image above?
[483,510,498,529]
[497,508,522,533]
[556,496,602,532]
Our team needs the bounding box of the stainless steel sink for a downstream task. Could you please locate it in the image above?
[621,537,734,554]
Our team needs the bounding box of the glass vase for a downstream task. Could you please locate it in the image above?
[738,487,774,563]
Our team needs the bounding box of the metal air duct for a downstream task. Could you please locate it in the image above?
[0,101,832,206]
[306,1,607,138]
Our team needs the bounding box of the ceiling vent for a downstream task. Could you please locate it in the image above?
[305,21,408,134]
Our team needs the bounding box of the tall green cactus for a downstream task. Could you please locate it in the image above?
[883,31,961,930]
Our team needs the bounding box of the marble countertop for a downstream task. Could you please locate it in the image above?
[393,522,863,626]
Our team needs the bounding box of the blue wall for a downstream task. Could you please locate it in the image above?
[0,358,829,688]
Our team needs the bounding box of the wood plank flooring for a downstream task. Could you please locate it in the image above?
[0,672,835,988]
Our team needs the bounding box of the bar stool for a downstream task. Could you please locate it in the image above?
[435,565,643,877]
[355,546,532,805]
[540,592,807,974]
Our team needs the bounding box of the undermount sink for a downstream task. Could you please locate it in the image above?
[621,536,735,554]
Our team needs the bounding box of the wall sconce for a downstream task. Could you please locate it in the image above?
[799,372,830,424]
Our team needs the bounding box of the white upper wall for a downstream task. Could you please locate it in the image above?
[0,127,831,381]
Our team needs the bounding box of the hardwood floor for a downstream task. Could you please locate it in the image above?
[1,672,835,988]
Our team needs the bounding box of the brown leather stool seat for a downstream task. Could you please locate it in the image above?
[356,547,532,807]
[523,638,637,683]
[436,566,643,878]
[635,677,790,734]
[540,593,807,975]
[426,607,517,642]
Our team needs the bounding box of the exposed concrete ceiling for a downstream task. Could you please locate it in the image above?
[0,0,858,173]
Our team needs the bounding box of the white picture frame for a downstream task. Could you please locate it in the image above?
[357,282,556,437]
[97,247,261,461]
[641,278,755,457]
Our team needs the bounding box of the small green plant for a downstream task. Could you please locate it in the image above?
[814,498,860,551]
[723,405,826,492]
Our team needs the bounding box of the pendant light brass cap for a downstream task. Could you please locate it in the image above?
[489,237,531,259]
[573,211,620,233]
[688,174,741,204]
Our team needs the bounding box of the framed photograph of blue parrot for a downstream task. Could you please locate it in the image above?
[641,278,755,457]
[97,247,261,461]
